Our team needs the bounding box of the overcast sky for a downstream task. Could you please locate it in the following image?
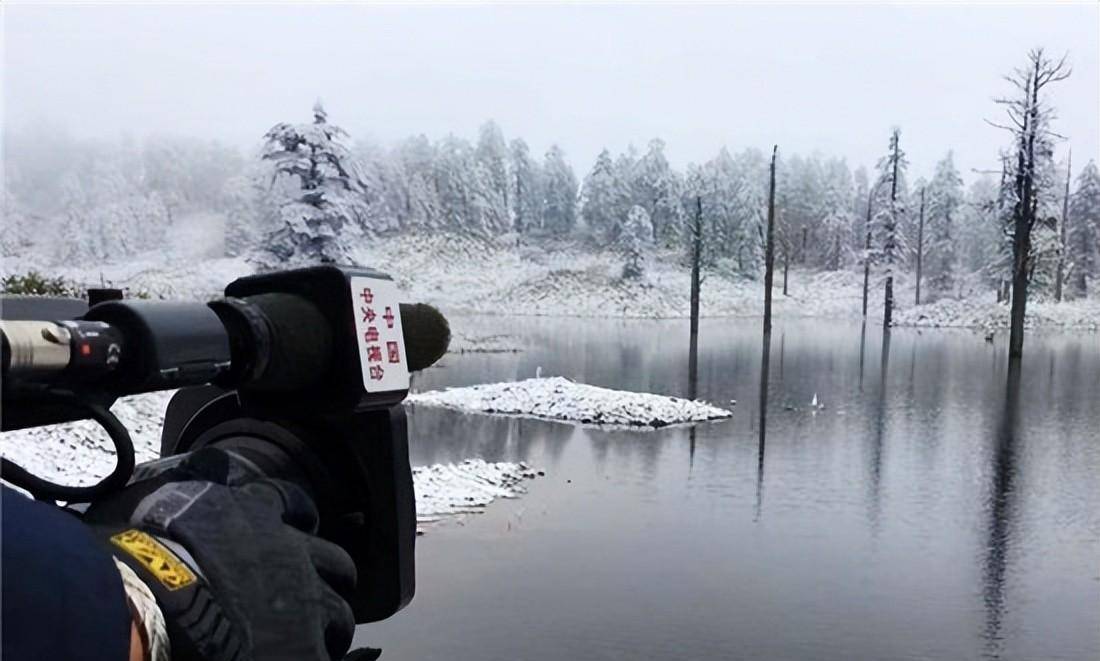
[3,3,1097,181]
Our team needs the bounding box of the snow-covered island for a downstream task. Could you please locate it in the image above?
[407,376,733,428]
[413,460,540,524]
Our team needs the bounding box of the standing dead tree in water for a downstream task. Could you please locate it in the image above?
[988,48,1070,359]
[688,195,703,389]
[914,186,926,305]
[763,147,779,336]
[873,128,908,329]
[860,180,882,319]
[758,145,779,502]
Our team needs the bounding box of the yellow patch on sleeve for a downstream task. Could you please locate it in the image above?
[111,529,197,591]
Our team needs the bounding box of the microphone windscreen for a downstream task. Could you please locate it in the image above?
[399,303,450,371]
[245,293,333,390]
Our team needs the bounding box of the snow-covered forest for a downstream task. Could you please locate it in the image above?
[3,95,1098,322]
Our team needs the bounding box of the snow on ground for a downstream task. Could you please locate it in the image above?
[5,231,1097,330]
[893,295,1100,331]
[407,376,733,428]
[0,391,175,488]
[450,330,524,354]
[354,233,868,320]
[413,460,540,523]
[1,392,538,525]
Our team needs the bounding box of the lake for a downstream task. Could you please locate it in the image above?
[358,317,1100,661]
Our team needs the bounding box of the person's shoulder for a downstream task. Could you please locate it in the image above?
[2,484,132,661]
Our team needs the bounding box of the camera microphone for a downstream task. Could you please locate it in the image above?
[1,266,451,418]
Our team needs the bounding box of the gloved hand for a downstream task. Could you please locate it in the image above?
[83,447,356,661]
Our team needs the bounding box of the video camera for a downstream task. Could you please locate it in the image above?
[0,265,450,624]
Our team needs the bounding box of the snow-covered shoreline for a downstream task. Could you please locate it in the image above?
[4,232,1098,330]
[892,296,1100,331]
[408,376,733,428]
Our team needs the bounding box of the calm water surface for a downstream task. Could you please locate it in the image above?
[357,318,1099,661]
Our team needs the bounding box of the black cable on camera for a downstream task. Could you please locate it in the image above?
[1,391,135,502]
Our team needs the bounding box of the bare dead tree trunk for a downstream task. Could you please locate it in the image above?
[1001,50,1070,359]
[514,168,524,235]
[688,196,702,389]
[1008,118,1033,359]
[763,147,778,336]
[915,186,926,306]
[1054,150,1071,302]
[862,183,876,319]
[758,147,778,513]
[782,244,790,296]
[883,130,901,330]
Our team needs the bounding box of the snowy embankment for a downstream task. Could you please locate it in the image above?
[356,233,868,320]
[3,232,864,319]
[0,392,537,526]
[7,231,1097,329]
[407,376,733,428]
[893,296,1100,331]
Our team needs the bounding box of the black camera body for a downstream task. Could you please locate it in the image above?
[155,384,415,623]
[1,265,449,624]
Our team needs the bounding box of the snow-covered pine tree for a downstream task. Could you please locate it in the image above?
[778,154,828,267]
[616,144,642,197]
[1067,160,1100,297]
[509,138,543,235]
[698,148,740,263]
[819,158,856,271]
[432,135,475,232]
[729,149,768,276]
[632,139,683,245]
[52,160,171,264]
[223,174,260,257]
[433,132,509,236]
[256,101,369,266]
[851,165,872,272]
[956,177,1001,280]
[352,139,406,235]
[1023,145,1066,298]
[467,159,511,235]
[141,137,242,216]
[541,145,578,235]
[985,151,1018,297]
[617,205,653,279]
[223,156,283,257]
[581,149,631,245]
[1,187,32,258]
[475,121,511,227]
[677,160,730,277]
[394,135,443,230]
[924,151,964,299]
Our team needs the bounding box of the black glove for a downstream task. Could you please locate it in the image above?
[83,447,356,661]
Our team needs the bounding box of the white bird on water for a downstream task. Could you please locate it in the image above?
[811,392,824,412]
